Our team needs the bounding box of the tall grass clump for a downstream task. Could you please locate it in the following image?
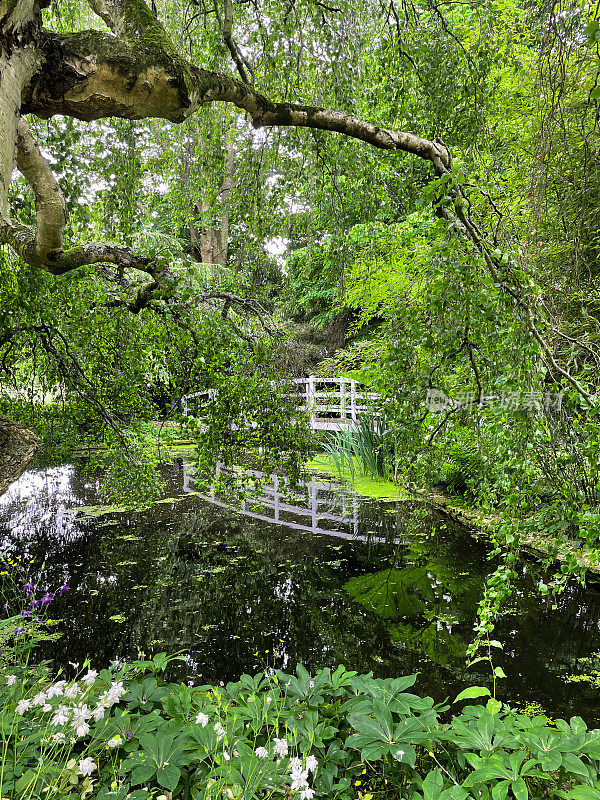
[323,413,390,482]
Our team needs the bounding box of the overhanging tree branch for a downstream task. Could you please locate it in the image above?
[3,0,591,405]
[15,116,66,263]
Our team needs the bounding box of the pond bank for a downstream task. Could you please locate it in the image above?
[307,453,600,577]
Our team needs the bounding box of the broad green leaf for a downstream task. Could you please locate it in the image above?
[156,764,181,791]
[454,686,491,703]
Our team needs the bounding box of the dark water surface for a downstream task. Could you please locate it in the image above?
[2,459,600,723]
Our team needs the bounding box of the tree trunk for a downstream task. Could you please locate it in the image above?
[0,417,40,497]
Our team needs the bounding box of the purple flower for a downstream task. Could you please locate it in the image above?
[126,732,133,739]
[39,593,54,607]
[13,627,25,635]
[58,585,70,597]
[21,582,35,596]
[20,610,31,618]
[30,599,41,609]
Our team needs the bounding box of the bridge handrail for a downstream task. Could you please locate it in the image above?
[182,375,380,428]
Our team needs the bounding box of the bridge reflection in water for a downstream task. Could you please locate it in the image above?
[179,461,402,544]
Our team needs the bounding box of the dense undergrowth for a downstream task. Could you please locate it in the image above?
[9,654,600,800]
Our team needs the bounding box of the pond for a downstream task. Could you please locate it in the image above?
[2,457,600,723]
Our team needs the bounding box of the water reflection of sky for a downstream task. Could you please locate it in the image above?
[1,465,98,549]
[2,461,600,723]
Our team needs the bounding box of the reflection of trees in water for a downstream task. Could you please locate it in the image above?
[4,463,600,718]
[345,563,483,667]
[0,465,99,561]
[346,519,600,720]
[3,471,406,681]
[124,507,405,683]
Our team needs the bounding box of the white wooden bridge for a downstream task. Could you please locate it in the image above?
[182,375,378,431]
[179,462,400,544]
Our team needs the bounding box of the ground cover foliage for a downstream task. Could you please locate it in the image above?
[4,573,600,800]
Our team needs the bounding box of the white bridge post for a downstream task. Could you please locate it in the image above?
[351,379,357,422]
[340,379,346,420]
[308,375,316,429]
[309,477,318,530]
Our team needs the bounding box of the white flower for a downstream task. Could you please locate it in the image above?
[42,703,52,712]
[72,704,92,724]
[46,680,66,698]
[82,670,98,686]
[299,788,315,800]
[223,751,231,761]
[16,699,30,715]
[108,735,122,748]
[52,732,66,743]
[92,705,105,722]
[291,769,309,791]
[273,737,288,758]
[78,757,97,777]
[395,749,405,759]
[64,684,80,700]
[51,705,70,726]
[100,680,126,708]
[305,755,318,773]
[255,746,269,758]
[6,675,16,686]
[74,722,90,738]
[109,680,126,698]
[214,722,225,741]
[289,757,303,772]
[195,711,209,727]
[308,680,315,689]
[32,692,47,706]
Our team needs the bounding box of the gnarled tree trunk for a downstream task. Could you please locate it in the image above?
[0,417,40,497]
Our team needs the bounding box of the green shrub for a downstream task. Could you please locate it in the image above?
[439,439,484,497]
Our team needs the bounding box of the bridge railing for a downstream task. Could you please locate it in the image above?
[181,376,379,430]
[290,376,378,426]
